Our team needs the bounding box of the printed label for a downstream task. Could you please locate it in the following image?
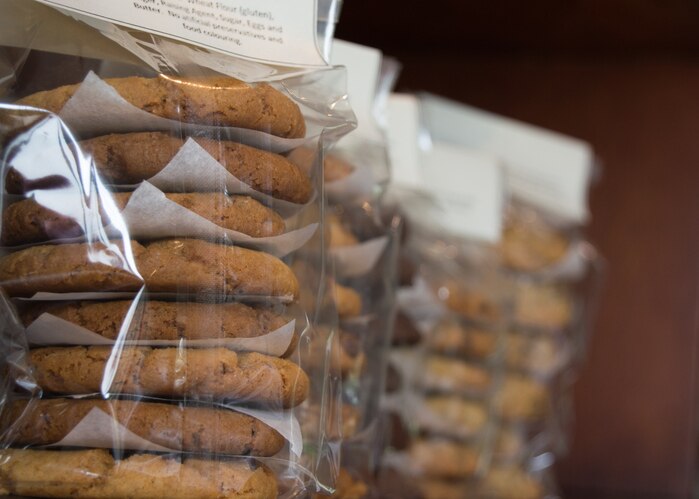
[36,0,326,67]
[331,40,382,139]
[420,141,504,243]
[387,94,504,243]
[419,94,593,223]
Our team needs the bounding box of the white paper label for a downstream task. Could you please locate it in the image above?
[419,94,593,223]
[386,94,422,188]
[331,40,382,140]
[36,0,326,68]
[419,141,504,243]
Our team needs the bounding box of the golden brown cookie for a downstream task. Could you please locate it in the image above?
[287,147,355,182]
[3,398,284,456]
[477,466,544,499]
[501,211,569,271]
[328,213,359,248]
[29,346,309,408]
[0,448,277,499]
[313,468,368,499]
[0,239,299,300]
[514,282,573,330]
[427,320,498,358]
[437,279,501,323]
[422,355,492,394]
[496,375,549,423]
[5,132,313,204]
[16,75,306,138]
[333,281,362,318]
[506,332,562,376]
[20,300,290,343]
[138,239,299,300]
[0,240,144,297]
[1,193,285,246]
[409,439,478,479]
[423,395,487,437]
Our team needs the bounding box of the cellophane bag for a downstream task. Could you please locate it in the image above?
[295,40,402,498]
[376,93,512,498]
[0,1,357,497]
[416,92,605,498]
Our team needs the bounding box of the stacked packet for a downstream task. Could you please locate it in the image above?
[292,40,402,497]
[0,3,356,498]
[398,93,602,498]
[377,94,509,499]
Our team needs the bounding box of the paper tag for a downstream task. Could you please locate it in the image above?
[36,0,326,68]
[331,235,388,278]
[419,94,593,223]
[26,313,296,357]
[417,141,504,243]
[331,40,382,140]
[386,94,422,188]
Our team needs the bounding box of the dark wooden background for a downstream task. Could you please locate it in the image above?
[336,2,699,497]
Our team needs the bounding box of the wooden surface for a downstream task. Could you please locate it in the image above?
[338,3,699,497]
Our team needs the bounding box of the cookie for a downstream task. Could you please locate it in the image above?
[298,402,359,441]
[506,332,562,376]
[333,281,362,318]
[313,468,368,499]
[0,240,144,297]
[427,320,497,358]
[423,395,487,437]
[409,439,478,479]
[514,282,573,330]
[305,329,364,376]
[437,279,501,323]
[287,147,355,183]
[1,193,285,246]
[0,239,299,300]
[138,239,299,300]
[0,448,277,499]
[496,375,549,422]
[501,211,569,271]
[3,398,284,456]
[477,466,544,499]
[20,300,290,343]
[422,355,492,395]
[328,213,359,248]
[29,346,309,408]
[16,75,306,138]
[5,132,313,204]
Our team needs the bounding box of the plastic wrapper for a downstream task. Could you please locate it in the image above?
[376,207,511,496]
[0,3,358,497]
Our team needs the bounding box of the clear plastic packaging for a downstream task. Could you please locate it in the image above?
[0,3,356,498]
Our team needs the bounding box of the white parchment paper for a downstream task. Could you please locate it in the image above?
[331,235,388,278]
[51,404,302,456]
[26,313,296,357]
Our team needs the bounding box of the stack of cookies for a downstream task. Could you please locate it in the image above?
[0,73,320,498]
